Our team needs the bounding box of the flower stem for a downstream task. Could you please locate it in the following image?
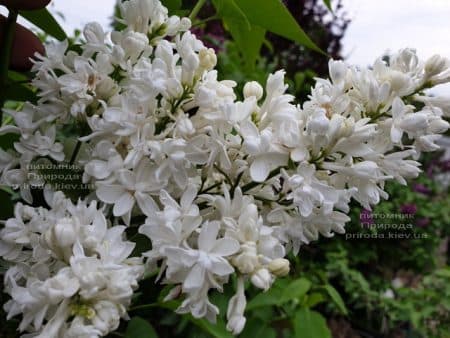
[69,140,82,165]
[189,0,207,21]
[0,9,18,123]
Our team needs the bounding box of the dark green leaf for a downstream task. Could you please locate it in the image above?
[189,317,234,338]
[0,133,19,150]
[125,317,158,338]
[323,284,348,315]
[4,82,37,103]
[20,9,67,41]
[240,318,276,338]
[161,0,182,13]
[293,308,331,338]
[0,189,14,220]
[323,0,333,12]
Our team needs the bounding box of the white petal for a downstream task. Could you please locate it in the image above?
[112,192,135,216]
[211,238,240,256]
[198,221,219,252]
[135,191,158,216]
[250,157,270,182]
[96,184,125,204]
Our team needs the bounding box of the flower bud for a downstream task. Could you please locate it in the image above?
[268,258,290,277]
[176,115,195,136]
[243,81,263,100]
[122,31,149,59]
[307,109,329,135]
[92,301,121,335]
[53,218,77,247]
[199,48,217,71]
[429,118,449,134]
[227,315,246,335]
[232,242,259,274]
[83,22,105,45]
[425,55,448,77]
[250,268,272,291]
[226,277,247,335]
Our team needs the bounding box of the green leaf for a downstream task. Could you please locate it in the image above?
[323,0,333,12]
[212,0,264,69]
[212,0,250,28]
[240,318,276,338]
[305,292,326,308]
[161,0,182,13]
[323,284,348,315]
[4,82,37,103]
[226,23,265,70]
[156,300,233,338]
[293,308,331,338]
[189,317,234,338]
[280,278,312,303]
[125,317,158,338]
[232,0,324,54]
[247,278,311,310]
[19,9,67,41]
[0,189,14,220]
[0,133,19,150]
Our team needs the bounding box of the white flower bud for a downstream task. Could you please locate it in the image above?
[268,258,290,277]
[92,301,122,335]
[199,48,217,71]
[232,242,259,274]
[250,268,272,291]
[425,55,448,77]
[122,31,149,59]
[398,113,428,133]
[226,277,247,335]
[83,22,105,44]
[227,315,246,335]
[243,81,263,100]
[53,218,77,247]
[176,115,195,136]
[307,110,329,135]
[429,118,449,134]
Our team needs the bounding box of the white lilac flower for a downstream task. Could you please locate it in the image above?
[1,195,144,338]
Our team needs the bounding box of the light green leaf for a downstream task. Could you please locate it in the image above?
[323,284,348,315]
[212,0,250,28]
[212,0,264,69]
[226,23,265,70]
[247,278,311,310]
[293,308,331,338]
[125,317,158,338]
[20,9,67,41]
[232,0,324,54]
